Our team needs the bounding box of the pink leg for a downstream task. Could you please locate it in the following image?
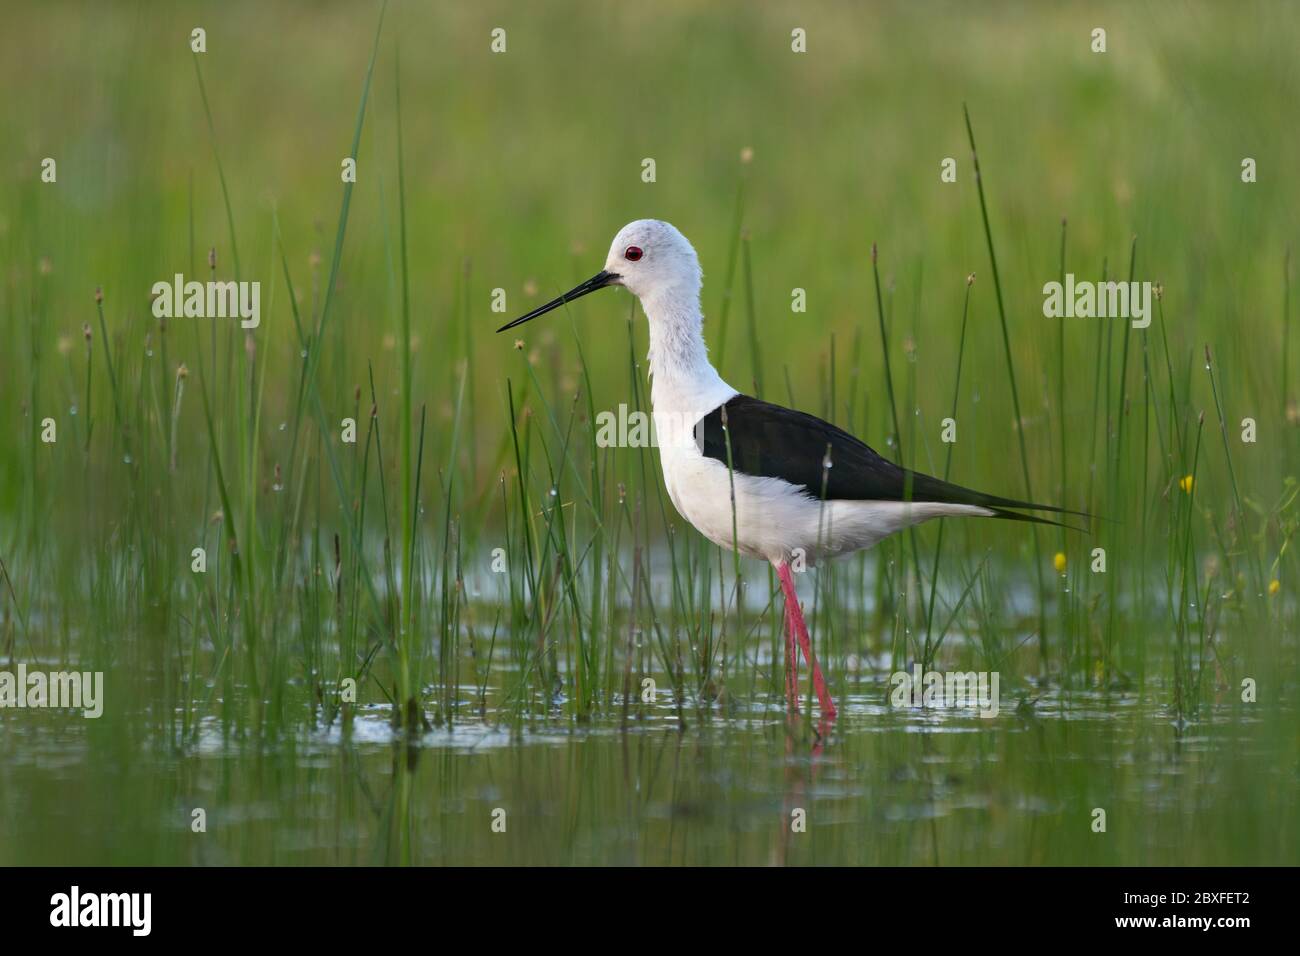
[782,597,800,711]
[776,562,837,719]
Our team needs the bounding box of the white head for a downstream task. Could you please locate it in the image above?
[496,219,702,334]
[602,219,701,304]
[497,219,731,408]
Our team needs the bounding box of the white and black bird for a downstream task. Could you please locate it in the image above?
[499,219,1083,718]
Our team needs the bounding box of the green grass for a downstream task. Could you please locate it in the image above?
[1,0,1298,866]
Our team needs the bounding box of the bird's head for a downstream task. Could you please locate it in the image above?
[497,219,700,333]
[602,219,700,301]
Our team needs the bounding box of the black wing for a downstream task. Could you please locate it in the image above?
[697,394,1087,521]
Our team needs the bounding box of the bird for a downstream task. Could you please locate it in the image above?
[498,219,1084,719]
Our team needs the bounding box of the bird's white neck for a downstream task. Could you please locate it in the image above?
[641,286,736,416]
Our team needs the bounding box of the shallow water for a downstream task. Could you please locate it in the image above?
[2,659,1293,866]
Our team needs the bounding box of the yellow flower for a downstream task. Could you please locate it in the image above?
[1179,474,1194,494]
[1269,579,1281,596]
[1053,552,1067,573]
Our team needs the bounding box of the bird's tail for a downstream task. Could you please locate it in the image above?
[984,505,1090,534]
[908,472,1095,531]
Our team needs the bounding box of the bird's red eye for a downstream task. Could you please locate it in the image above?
[624,246,643,261]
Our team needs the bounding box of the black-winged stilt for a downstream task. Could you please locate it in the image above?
[499,219,1083,719]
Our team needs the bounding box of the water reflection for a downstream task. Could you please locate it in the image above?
[0,675,1294,865]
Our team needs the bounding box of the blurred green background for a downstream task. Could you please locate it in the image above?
[4,0,1298,509]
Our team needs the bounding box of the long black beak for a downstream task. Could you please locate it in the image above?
[496,270,618,333]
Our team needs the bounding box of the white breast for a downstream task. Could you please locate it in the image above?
[657,429,992,566]
[641,317,991,566]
